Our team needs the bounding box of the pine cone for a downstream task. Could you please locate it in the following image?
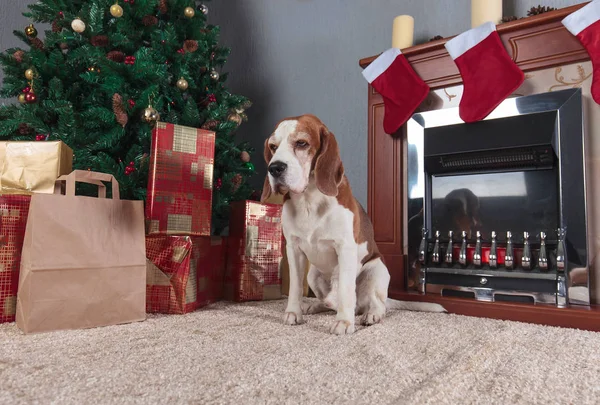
[91,35,109,47]
[52,20,62,33]
[29,38,44,51]
[13,50,25,63]
[107,50,125,63]
[201,119,219,130]
[158,0,168,14]
[241,100,253,110]
[112,93,128,127]
[59,42,69,50]
[142,15,158,26]
[429,35,443,42]
[232,174,243,191]
[501,16,518,23]
[183,40,198,53]
[527,5,556,16]
[18,123,31,135]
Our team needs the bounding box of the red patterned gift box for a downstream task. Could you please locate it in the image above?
[146,235,226,314]
[225,200,283,302]
[0,195,31,323]
[146,122,215,236]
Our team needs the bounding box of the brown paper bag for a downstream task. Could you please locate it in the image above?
[16,170,146,334]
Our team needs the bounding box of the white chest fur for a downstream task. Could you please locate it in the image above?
[282,183,368,274]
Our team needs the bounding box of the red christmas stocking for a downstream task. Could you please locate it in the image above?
[445,22,524,123]
[563,0,600,104]
[362,48,429,134]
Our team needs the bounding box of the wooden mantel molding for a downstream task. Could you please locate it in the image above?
[359,3,590,90]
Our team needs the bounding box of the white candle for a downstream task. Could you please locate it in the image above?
[471,0,502,28]
[392,15,414,49]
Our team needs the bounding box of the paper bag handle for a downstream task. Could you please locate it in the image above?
[57,170,120,200]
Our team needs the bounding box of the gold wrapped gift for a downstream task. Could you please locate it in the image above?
[0,141,73,195]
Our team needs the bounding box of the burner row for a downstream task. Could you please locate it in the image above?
[418,228,567,271]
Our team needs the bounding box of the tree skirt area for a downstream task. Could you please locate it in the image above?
[1,299,599,404]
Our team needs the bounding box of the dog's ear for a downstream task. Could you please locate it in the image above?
[314,125,344,197]
[261,138,273,202]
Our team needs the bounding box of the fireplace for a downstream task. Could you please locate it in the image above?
[405,89,589,307]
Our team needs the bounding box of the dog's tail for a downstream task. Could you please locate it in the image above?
[385,299,447,313]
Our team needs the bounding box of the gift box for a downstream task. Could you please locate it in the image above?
[146,235,226,314]
[146,122,216,236]
[225,200,283,302]
[0,141,73,195]
[0,195,31,323]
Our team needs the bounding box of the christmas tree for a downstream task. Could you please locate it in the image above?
[0,0,257,234]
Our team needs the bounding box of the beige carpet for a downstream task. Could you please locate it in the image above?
[1,299,599,405]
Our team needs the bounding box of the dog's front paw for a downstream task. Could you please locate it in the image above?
[360,311,384,326]
[283,311,303,325]
[330,320,355,335]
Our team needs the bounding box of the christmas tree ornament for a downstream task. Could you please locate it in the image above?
[125,161,136,175]
[232,174,243,191]
[563,1,600,104]
[71,18,86,33]
[107,50,125,62]
[18,123,31,135]
[52,20,62,33]
[13,50,24,63]
[184,7,195,18]
[29,38,45,51]
[22,86,31,94]
[209,69,220,81]
[240,151,250,163]
[125,55,136,65]
[183,40,198,53]
[208,94,217,103]
[128,99,136,108]
[25,92,37,104]
[142,105,160,127]
[201,119,219,130]
[199,4,208,14]
[228,112,242,126]
[361,48,429,134]
[91,35,109,47]
[215,178,223,189]
[158,0,168,14]
[110,3,124,18]
[199,66,208,74]
[18,94,27,104]
[142,15,158,26]
[25,24,37,38]
[176,77,189,90]
[444,22,524,123]
[177,48,186,54]
[59,42,69,50]
[112,93,128,127]
[25,69,35,80]
[35,134,46,141]
[243,162,255,171]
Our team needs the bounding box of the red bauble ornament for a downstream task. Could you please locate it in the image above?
[25,92,37,103]
[22,86,31,93]
[128,99,135,108]
[215,178,223,189]
[59,11,64,17]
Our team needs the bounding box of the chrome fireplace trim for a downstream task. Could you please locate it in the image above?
[405,88,589,307]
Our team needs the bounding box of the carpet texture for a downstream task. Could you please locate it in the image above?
[1,299,599,404]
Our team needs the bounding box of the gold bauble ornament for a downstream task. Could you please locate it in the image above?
[110,4,124,18]
[71,18,86,33]
[228,113,242,126]
[25,24,37,38]
[142,106,160,126]
[176,77,189,91]
[25,69,35,80]
[184,7,195,18]
[209,69,219,81]
[18,94,27,104]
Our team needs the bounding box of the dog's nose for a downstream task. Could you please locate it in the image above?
[268,161,287,178]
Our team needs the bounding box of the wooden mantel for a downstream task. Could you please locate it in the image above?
[359,3,589,90]
[360,2,600,332]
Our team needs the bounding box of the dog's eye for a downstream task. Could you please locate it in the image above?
[296,140,308,148]
[269,144,278,152]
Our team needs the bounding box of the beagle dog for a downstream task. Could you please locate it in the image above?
[261,114,445,335]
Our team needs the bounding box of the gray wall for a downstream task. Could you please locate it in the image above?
[209,0,583,207]
[0,0,584,206]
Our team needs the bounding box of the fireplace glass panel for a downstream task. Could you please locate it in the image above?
[430,169,559,241]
